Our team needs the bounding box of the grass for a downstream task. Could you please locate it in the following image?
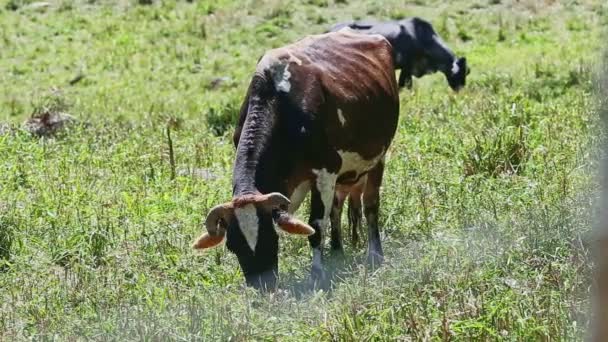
[0,0,605,340]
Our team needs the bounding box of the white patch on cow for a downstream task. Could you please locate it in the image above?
[234,204,259,252]
[300,126,306,134]
[259,55,292,93]
[337,108,346,126]
[451,61,460,75]
[311,168,337,229]
[289,181,310,214]
[273,62,291,93]
[337,149,385,176]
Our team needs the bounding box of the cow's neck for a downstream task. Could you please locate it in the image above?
[232,80,280,197]
[428,35,456,74]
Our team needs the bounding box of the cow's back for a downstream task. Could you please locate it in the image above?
[257,31,398,106]
[255,31,400,163]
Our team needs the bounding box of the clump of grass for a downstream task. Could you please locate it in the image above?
[437,13,450,39]
[566,16,588,32]
[58,0,74,12]
[197,2,215,14]
[463,126,529,177]
[205,100,240,137]
[0,214,15,270]
[257,8,293,38]
[314,15,327,25]
[5,0,34,11]
[199,21,207,39]
[306,0,328,7]
[497,13,506,42]
[265,6,292,20]
[388,8,409,20]
[88,229,110,266]
[456,19,473,41]
[474,72,514,93]
[527,62,591,101]
[6,96,24,117]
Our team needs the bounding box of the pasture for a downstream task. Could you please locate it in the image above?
[0,0,605,340]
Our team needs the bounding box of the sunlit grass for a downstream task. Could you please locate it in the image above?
[0,0,604,339]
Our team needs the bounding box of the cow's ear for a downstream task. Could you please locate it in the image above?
[457,57,468,74]
[274,212,315,236]
[192,232,225,249]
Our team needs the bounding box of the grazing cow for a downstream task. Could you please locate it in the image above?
[329,17,468,91]
[193,30,399,290]
[329,18,467,247]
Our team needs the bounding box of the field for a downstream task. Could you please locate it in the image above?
[0,0,606,340]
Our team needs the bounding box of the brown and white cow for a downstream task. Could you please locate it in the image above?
[329,17,469,249]
[193,31,399,290]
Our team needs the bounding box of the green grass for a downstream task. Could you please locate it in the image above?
[0,0,605,340]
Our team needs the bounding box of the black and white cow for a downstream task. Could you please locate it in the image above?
[193,31,399,290]
[329,17,468,90]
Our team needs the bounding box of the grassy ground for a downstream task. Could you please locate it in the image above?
[0,0,606,340]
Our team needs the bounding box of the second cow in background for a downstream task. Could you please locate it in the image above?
[330,17,468,91]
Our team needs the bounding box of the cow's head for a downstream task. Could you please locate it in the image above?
[193,192,314,290]
[445,57,468,91]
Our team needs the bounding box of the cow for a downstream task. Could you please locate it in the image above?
[329,17,468,91]
[328,17,468,247]
[192,30,400,290]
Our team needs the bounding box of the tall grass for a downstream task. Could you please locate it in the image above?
[0,0,604,340]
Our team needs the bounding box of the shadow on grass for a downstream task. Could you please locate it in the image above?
[280,249,371,298]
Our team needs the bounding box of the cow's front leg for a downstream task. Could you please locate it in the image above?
[363,161,385,268]
[308,169,338,284]
[398,69,413,89]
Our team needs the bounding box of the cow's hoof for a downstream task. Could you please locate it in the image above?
[367,250,384,269]
[330,244,344,257]
[310,265,328,289]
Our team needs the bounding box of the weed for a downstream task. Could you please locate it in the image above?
[0,214,15,270]
[463,125,529,177]
[205,100,240,137]
[307,0,328,7]
[497,13,506,42]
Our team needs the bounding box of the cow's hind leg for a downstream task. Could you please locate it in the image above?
[347,177,365,248]
[308,169,337,284]
[330,189,347,254]
[363,161,385,268]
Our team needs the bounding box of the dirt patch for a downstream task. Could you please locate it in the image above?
[0,123,12,136]
[23,110,76,137]
[177,167,220,181]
